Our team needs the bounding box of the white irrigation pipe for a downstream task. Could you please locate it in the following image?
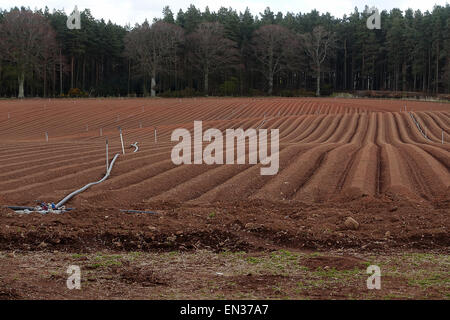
[55,137,141,209]
[256,117,266,129]
[55,153,120,209]
[106,138,109,171]
[409,112,430,141]
[130,142,139,152]
[119,127,125,154]
[226,104,245,120]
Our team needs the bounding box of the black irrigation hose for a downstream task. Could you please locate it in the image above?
[120,209,159,214]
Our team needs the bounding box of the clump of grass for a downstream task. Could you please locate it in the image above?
[86,253,123,269]
[408,273,448,288]
[313,267,362,280]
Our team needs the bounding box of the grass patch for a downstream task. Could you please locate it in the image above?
[408,273,449,288]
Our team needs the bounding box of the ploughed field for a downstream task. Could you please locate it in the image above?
[0,97,449,300]
[0,97,448,206]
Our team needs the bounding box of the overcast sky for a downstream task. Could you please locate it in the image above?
[0,0,448,26]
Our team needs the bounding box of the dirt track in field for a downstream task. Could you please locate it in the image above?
[0,97,448,299]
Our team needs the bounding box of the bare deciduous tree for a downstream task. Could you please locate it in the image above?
[301,26,335,96]
[125,21,184,96]
[40,29,59,97]
[188,22,238,95]
[0,8,57,98]
[251,24,298,95]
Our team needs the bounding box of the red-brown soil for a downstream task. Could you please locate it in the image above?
[0,97,448,299]
[0,97,448,206]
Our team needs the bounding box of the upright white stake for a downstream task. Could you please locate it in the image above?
[45,132,48,142]
[7,112,10,119]
[86,124,89,131]
[106,138,109,171]
[142,106,144,112]
[154,127,157,143]
[119,127,125,154]
[442,131,444,144]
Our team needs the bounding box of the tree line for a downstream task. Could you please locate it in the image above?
[0,4,449,98]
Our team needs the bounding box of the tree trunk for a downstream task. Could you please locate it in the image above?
[143,76,147,97]
[18,71,25,98]
[316,64,320,96]
[428,49,431,92]
[402,62,407,92]
[96,62,99,88]
[82,57,86,91]
[436,41,439,94]
[71,56,74,89]
[18,71,25,99]
[423,70,426,92]
[151,69,156,97]
[344,39,347,90]
[43,64,47,97]
[127,59,131,96]
[268,70,273,95]
[240,46,244,95]
[204,63,209,95]
[59,49,63,95]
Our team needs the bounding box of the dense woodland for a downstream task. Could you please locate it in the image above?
[0,4,449,98]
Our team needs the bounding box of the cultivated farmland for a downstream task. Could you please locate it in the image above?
[0,97,449,299]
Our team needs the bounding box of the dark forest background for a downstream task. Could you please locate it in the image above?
[0,4,449,98]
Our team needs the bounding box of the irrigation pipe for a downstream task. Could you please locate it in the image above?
[55,153,120,209]
[409,112,431,141]
[226,105,244,120]
[256,117,266,129]
[120,209,158,214]
[130,142,139,153]
[4,205,74,211]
